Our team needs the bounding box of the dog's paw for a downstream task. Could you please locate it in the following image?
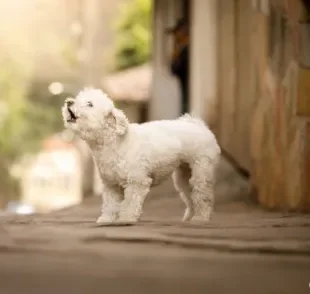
[118,212,139,223]
[191,212,211,222]
[96,214,117,224]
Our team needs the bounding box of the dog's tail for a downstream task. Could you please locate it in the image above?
[178,114,208,129]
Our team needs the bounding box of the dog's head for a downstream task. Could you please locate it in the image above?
[62,88,128,142]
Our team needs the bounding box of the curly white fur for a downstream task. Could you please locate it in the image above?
[62,88,221,223]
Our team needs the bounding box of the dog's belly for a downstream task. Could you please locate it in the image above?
[95,151,180,187]
[150,165,177,187]
[151,173,172,187]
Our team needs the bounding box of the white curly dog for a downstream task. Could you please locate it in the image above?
[62,88,221,223]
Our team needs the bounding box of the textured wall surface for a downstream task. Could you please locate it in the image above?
[217,0,254,171]
[250,0,310,211]
[217,0,310,211]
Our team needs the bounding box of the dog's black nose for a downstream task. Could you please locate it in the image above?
[65,98,75,107]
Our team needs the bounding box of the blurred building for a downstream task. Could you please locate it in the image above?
[102,63,151,123]
[15,135,82,213]
[150,0,310,212]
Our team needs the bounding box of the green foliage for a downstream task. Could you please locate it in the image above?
[23,82,71,151]
[0,58,71,205]
[113,0,152,70]
[0,58,30,203]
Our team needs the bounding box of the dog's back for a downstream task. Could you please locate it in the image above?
[133,114,218,153]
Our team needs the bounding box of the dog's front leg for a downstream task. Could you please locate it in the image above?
[96,184,123,224]
[119,179,151,222]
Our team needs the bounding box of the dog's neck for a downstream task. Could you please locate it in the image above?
[84,128,127,152]
[77,109,129,151]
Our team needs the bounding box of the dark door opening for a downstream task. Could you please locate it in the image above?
[169,0,191,114]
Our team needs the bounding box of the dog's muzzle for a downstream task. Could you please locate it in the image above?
[65,98,77,123]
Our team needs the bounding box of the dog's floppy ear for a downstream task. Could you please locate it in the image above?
[110,108,128,136]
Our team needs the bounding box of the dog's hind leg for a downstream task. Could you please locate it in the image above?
[172,164,194,221]
[189,155,219,221]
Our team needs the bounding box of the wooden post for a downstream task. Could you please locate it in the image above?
[190,0,218,127]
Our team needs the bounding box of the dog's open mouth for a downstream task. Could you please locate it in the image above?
[67,107,77,123]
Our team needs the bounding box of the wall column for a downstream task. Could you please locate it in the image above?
[190,0,218,127]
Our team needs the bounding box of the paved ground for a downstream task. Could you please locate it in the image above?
[1,158,310,294]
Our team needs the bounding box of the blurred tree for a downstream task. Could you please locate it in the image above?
[0,58,31,204]
[0,58,69,206]
[113,0,152,70]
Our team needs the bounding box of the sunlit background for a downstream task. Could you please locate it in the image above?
[1,2,310,292]
[0,0,152,214]
[1,0,310,215]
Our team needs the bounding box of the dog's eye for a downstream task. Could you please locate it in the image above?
[86,101,93,107]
